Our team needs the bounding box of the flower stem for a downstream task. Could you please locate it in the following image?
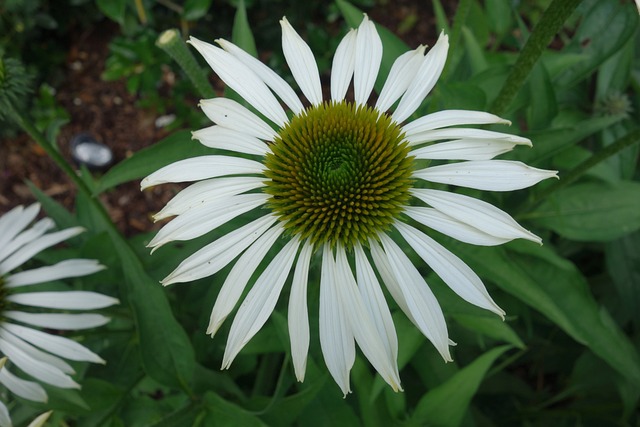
[490,0,581,116]
[11,110,108,219]
[157,29,216,99]
[520,128,640,212]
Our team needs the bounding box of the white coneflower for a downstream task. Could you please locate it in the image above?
[141,15,557,395]
[0,204,119,423]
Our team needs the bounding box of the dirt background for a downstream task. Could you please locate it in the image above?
[0,0,452,235]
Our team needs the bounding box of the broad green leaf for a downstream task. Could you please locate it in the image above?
[96,130,211,193]
[409,346,510,427]
[461,27,488,74]
[453,314,525,349]
[596,35,634,98]
[27,181,80,230]
[202,392,267,426]
[555,0,638,87]
[112,234,196,389]
[552,145,619,183]
[183,0,213,21]
[605,232,640,328]
[526,62,557,130]
[96,0,126,25]
[517,115,623,165]
[79,194,196,389]
[529,181,640,241]
[336,0,410,92]
[485,0,512,39]
[232,0,257,57]
[453,240,640,388]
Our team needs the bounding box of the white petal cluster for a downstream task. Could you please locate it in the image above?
[142,15,557,394]
[0,204,118,424]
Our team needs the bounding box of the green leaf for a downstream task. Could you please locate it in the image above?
[453,314,525,349]
[96,0,126,25]
[112,235,196,390]
[453,241,640,388]
[27,181,80,230]
[232,0,257,57]
[518,115,623,165]
[555,0,638,87]
[485,0,512,39]
[409,346,510,427]
[526,62,557,130]
[605,232,640,328]
[461,26,488,74]
[529,181,640,241]
[183,0,213,21]
[336,0,410,92]
[96,130,211,193]
[202,392,267,426]
[596,34,634,98]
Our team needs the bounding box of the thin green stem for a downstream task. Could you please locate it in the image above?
[490,0,581,116]
[157,29,216,99]
[520,128,640,212]
[11,110,114,225]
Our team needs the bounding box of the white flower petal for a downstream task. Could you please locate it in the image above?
[192,125,268,156]
[199,98,276,140]
[162,215,277,286]
[406,128,531,147]
[330,29,357,102]
[404,206,511,246]
[319,244,354,396]
[0,227,84,274]
[8,291,119,310]
[0,203,40,252]
[153,177,265,221]
[375,46,426,113]
[411,139,523,161]
[354,15,382,106]
[140,155,264,190]
[188,36,288,127]
[0,333,78,389]
[207,223,285,336]
[148,193,268,250]
[354,242,399,372]
[280,17,322,106]
[0,400,11,427]
[217,38,304,115]
[369,240,414,323]
[403,110,511,135]
[395,221,505,317]
[288,239,313,382]
[0,368,47,403]
[393,32,449,124]
[3,323,104,364]
[27,411,52,427]
[3,311,110,330]
[410,189,542,243]
[413,160,558,191]
[0,218,55,266]
[222,237,301,369]
[335,245,401,391]
[6,259,104,288]
[377,233,452,362]
[0,331,71,375]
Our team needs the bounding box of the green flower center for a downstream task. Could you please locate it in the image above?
[264,101,413,248]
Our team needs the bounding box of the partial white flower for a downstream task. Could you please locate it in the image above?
[142,15,557,394]
[0,204,118,423]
